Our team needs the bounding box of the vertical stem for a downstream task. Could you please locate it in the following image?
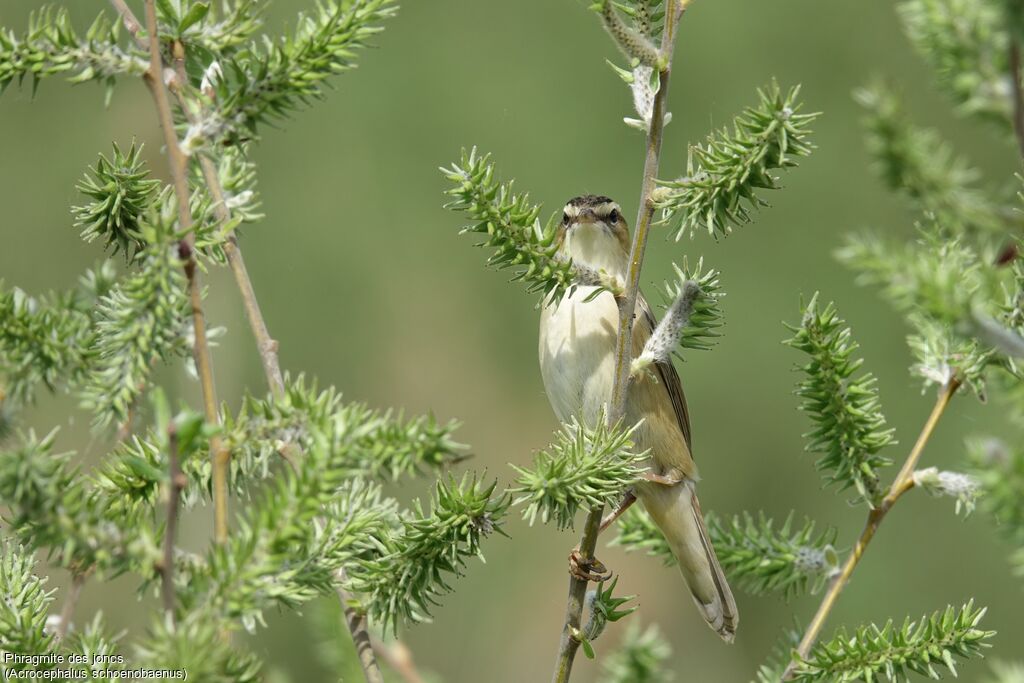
[55,572,85,640]
[336,574,384,683]
[161,421,184,624]
[782,377,961,679]
[551,3,685,682]
[108,4,384,678]
[139,0,229,544]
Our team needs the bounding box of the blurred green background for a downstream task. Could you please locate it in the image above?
[1,0,1020,680]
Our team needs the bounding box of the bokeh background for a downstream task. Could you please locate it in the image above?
[1,0,1020,680]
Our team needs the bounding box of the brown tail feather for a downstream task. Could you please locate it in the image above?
[637,481,738,641]
[690,491,738,641]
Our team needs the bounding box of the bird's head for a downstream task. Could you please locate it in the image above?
[558,195,630,274]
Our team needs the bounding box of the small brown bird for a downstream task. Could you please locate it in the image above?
[538,194,738,641]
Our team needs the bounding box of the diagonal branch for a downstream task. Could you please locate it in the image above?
[551,2,688,681]
[782,376,961,679]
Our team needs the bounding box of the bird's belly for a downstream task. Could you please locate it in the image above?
[538,287,620,425]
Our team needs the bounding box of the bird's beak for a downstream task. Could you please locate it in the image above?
[573,208,598,225]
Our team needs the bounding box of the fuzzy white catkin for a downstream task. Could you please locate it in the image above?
[600,2,661,69]
[636,280,701,368]
[913,467,980,514]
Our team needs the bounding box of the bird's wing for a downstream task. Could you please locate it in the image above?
[636,292,693,451]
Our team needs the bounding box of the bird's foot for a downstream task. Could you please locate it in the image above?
[568,547,612,583]
[641,471,685,487]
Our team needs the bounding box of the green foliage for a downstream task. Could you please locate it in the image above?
[599,622,672,683]
[968,437,1024,540]
[838,230,1003,393]
[0,281,95,406]
[898,0,1012,127]
[0,429,151,576]
[611,508,840,598]
[443,148,614,301]
[791,602,995,682]
[660,258,724,354]
[97,377,469,518]
[581,577,637,649]
[512,412,647,529]
[200,0,398,145]
[197,1,264,54]
[68,614,124,681]
[133,613,262,682]
[80,243,189,428]
[784,295,895,503]
[854,83,1006,235]
[0,542,56,666]
[752,631,803,683]
[654,82,817,240]
[351,475,510,635]
[0,7,146,96]
[707,512,840,598]
[74,142,162,260]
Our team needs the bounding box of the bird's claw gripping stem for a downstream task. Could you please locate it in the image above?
[568,548,612,582]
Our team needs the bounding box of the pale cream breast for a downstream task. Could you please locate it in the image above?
[539,286,620,425]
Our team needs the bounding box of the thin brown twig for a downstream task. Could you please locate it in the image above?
[110,0,145,42]
[369,635,427,683]
[161,421,185,623]
[335,573,384,683]
[782,376,961,679]
[134,0,230,544]
[551,3,686,681]
[112,6,377,676]
[55,572,86,640]
[110,3,378,676]
[109,0,286,399]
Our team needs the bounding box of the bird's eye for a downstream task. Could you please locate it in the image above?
[562,212,570,226]
[607,209,619,223]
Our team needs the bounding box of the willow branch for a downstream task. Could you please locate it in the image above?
[551,3,686,682]
[782,376,961,679]
[335,574,384,683]
[161,421,184,623]
[369,637,427,683]
[111,0,286,399]
[54,572,86,640]
[135,0,229,544]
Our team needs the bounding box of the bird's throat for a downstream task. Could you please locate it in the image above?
[561,224,628,280]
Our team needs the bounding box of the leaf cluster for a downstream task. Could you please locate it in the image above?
[898,0,1012,127]
[443,148,613,302]
[784,295,895,503]
[0,7,146,97]
[195,0,397,145]
[74,142,162,260]
[611,508,839,598]
[854,82,1007,235]
[512,412,647,529]
[791,602,995,682]
[654,82,817,240]
[598,622,672,683]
